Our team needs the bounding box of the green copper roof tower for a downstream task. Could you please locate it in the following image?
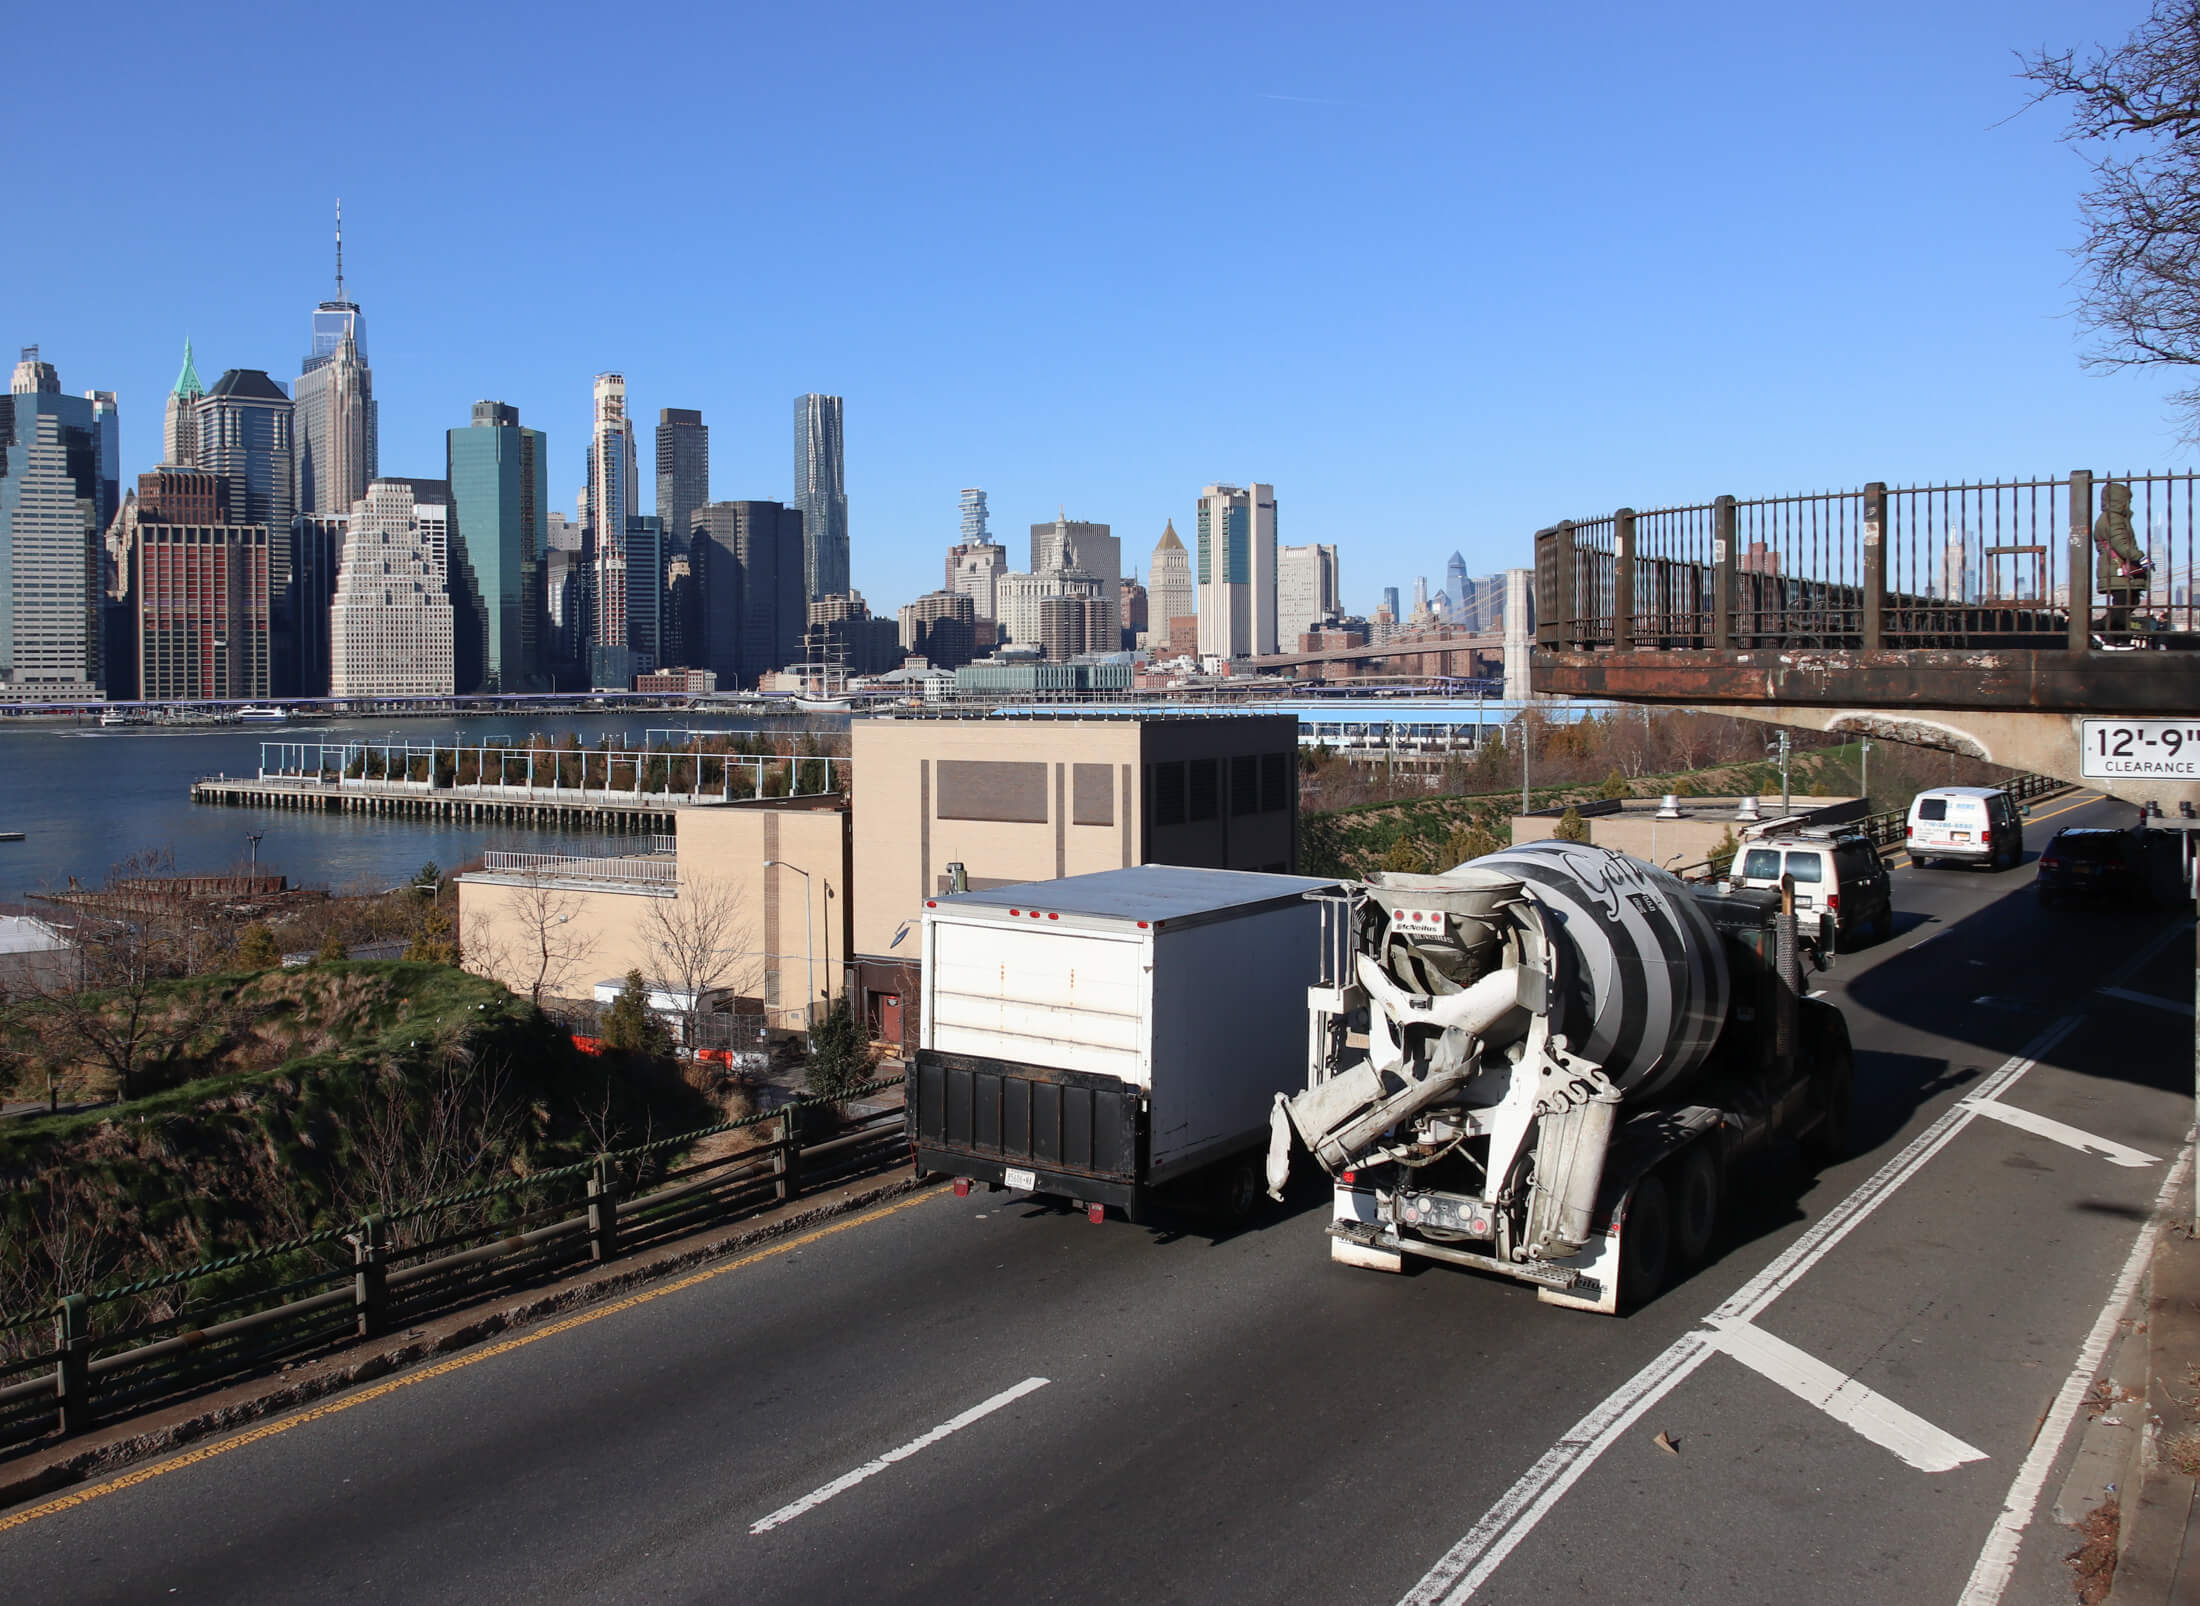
[163,339,204,466]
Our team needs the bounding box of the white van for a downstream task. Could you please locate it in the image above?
[1906,787,2025,870]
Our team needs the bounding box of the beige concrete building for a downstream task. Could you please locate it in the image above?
[458,796,848,1031]
[847,712,1299,1052]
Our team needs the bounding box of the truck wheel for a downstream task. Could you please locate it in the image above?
[1802,1041,1855,1165]
[1671,1147,1720,1268]
[1618,1173,1672,1311]
[1212,1155,1266,1224]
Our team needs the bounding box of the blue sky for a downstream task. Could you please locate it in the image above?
[4,0,2172,616]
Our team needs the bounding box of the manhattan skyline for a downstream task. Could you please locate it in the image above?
[1,0,2177,620]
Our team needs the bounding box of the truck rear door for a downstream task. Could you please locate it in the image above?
[924,916,1150,1083]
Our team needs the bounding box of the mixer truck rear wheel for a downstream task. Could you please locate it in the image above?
[1671,1147,1720,1269]
[1618,1173,1673,1310]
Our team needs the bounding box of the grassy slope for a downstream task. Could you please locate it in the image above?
[0,963,709,1304]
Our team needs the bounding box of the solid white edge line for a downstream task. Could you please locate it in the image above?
[749,1376,1050,1535]
[1955,1143,2194,1606]
[1704,1317,1987,1472]
[1396,1014,2082,1606]
[1959,1098,2164,1168]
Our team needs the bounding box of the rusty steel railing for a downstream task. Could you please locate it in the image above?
[0,1077,909,1451]
[1537,471,2200,653]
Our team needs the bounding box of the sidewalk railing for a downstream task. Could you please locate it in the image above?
[0,1075,907,1452]
[476,851,682,889]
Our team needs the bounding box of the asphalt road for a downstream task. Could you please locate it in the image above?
[2,792,2191,1606]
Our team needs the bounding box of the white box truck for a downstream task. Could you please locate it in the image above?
[909,865,1336,1223]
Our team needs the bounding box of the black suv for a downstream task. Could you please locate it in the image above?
[2036,828,2149,908]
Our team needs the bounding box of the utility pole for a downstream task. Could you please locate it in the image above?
[1519,704,1531,817]
[1767,730,1792,818]
[1859,738,1872,809]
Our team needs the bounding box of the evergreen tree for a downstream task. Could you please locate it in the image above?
[1553,806,1591,843]
[1598,768,1629,800]
[236,924,281,971]
[601,970,674,1060]
[805,998,876,1101]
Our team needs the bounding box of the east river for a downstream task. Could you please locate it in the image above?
[0,712,834,895]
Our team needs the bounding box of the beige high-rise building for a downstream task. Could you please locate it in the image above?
[1195,483,1277,659]
[1146,520,1193,645]
[330,480,455,696]
[1276,541,1340,649]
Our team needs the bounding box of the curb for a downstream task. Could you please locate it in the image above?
[0,1168,937,1515]
[2106,1227,2200,1604]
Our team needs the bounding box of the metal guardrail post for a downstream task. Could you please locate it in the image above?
[2069,469,2095,653]
[587,1158,621,1263]
[54,1293,91,1436]
[777,1107,803,1203]
[1552,521,1577,647]
[1613,508,1635,652]
[1713,496,1736,650]
[349,1217,389,1339]
[1862,482,1887,651]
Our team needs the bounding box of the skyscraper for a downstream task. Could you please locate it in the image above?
[793,393,847,600]
[626,514,665,674]
[448,400,548,693]
[1445,551,1468,621]
[1030,513,1120,615]
[960,488,989,544]
[133,469,270,702]
[0,349,108,699]
[1411,576,1428,619]
[293,207,376,516]
[288,511,346,698]
[1147,521,1193,642]
[197,370,296,532]
[690,500,805,688]
[1194,482,1277,658]
[656,408,708,552]
[330,479,454,697]
[85,391,119,534]
[162,340,203,467]
[585,372,638,688]
[1381,585,1400,622]
[1277,542,1340,649]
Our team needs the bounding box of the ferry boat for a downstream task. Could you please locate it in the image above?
[98,709,148,727]
[233,705,290,723]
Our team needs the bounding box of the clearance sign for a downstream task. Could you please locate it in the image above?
[2080,719,2200,779]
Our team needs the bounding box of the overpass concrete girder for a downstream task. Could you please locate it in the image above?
[1532,646,2200,810]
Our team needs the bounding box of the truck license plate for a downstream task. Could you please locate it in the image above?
[1951,831,1970,842]
[1004,1166,1036,1191]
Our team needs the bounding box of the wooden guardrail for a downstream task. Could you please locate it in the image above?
[0,1077,908,1450]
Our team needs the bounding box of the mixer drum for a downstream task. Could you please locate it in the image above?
[1451,840,1730,1101]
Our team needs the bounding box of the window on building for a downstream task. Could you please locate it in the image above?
[1230,755,1258,816]
[1188,758,1219,822]
[1260,752,1289,813]
[1152,762,1186,827]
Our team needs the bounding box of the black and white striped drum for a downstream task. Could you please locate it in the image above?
[1456,840,1730,1102]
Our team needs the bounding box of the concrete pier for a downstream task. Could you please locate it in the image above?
[190,777,682,833]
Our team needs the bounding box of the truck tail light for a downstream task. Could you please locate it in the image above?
[1980,829,1992,845]
[1825,893,1838,910]
[1341,1169,1357,1185]
[1905,824,1914,838]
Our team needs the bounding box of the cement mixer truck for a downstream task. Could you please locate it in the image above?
[1267,841,1853,1313]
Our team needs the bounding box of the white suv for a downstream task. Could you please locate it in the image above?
[1907,787,2025,870]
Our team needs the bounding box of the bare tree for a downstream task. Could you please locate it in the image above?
[23,855,240,1102]
[2024,4,2200,434]
[640,875,759,1050]
[333,1040,524,1249]
[467,870,599,1008]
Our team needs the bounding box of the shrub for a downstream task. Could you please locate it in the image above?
[1553,806,1591,843]
[1598,768,1629,800]
[236,924,281,971]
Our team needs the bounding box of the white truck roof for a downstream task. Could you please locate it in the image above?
[931,865,1334,928]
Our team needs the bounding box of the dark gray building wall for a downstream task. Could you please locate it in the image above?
[656,409,707,555]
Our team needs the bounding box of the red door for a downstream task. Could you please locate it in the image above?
[879,993,904,1047]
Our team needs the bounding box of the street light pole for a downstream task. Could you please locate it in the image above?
[762,859,816,1036]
